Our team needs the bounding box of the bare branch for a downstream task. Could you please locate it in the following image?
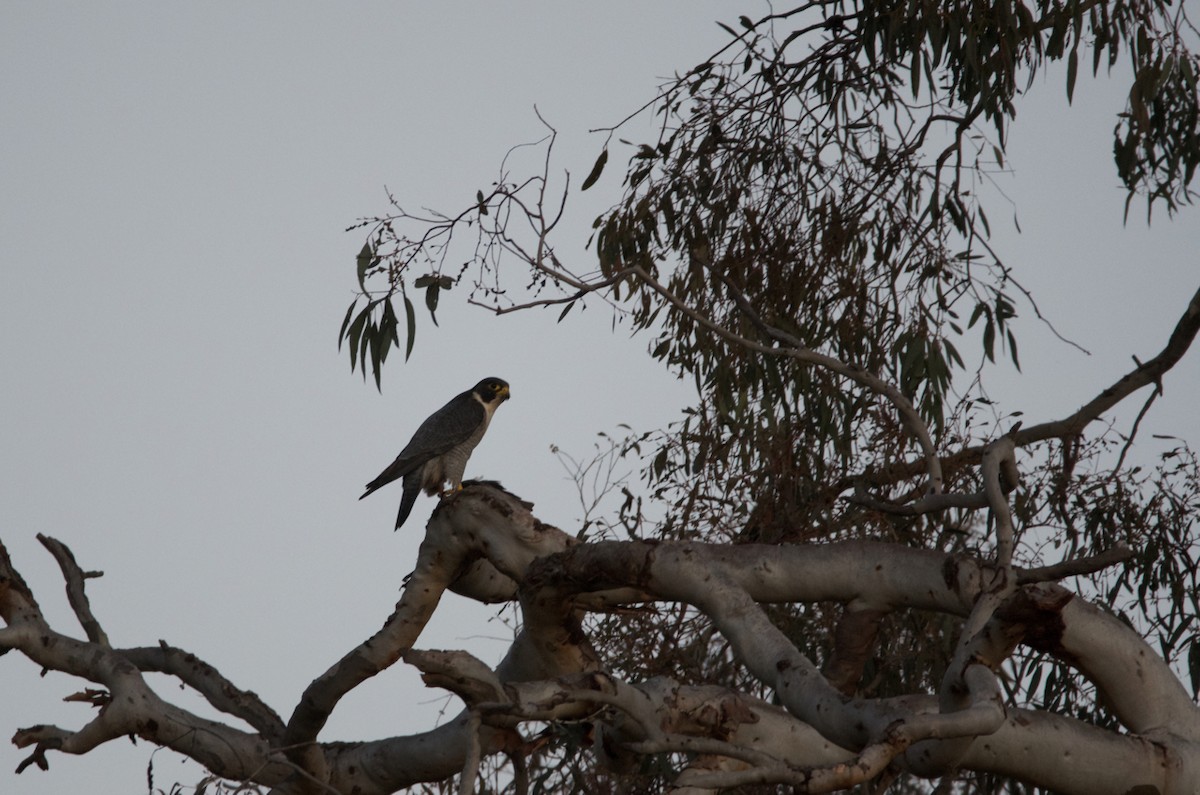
[4,489,1199,794]
[283,482,581,762]
[282,485,535,748]
[846,485,989,515]
[1018,287,1200,442]
[12,725,68,773]
[1016,545,1134,584]
[1114,378,1163,471]
[120,641,285,741]
[980,436,1018,572]
[37,533,109,646]
[1,538,288,785]
[405,649,506,708]
[850,284,1200,492]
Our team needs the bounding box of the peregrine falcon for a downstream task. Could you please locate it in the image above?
[360,377,510,529]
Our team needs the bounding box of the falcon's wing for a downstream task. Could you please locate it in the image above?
[359,391,485,499]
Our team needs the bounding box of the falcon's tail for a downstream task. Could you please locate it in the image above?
[394,485,421,530]
[361,456,413,500]
[360,472,392,500]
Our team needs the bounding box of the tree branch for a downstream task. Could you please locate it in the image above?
[281,484,576,767]
[2,482,1194,793]
[631,262,944,494]
[37,533,108,646]
[1,538,288,784]
[120,641,285,741]
[847,284,1200,492]
[1016,285,1200,444]
[1016,544,1134,584]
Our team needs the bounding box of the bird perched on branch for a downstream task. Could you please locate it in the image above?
[360,377,511,529]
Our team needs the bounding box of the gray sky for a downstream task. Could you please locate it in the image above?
[1,3,1196,793]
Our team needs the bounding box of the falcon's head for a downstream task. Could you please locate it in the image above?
[473,377,511,406]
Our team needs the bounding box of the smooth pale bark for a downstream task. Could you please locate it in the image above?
[4,484,1200,794]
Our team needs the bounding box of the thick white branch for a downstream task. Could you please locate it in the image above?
[6,488,1199,795]
[1055,591,1200,742]
[529,538,1200,789]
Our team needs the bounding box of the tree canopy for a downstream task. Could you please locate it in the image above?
[4,2,1200,794]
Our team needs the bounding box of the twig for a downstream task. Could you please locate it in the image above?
[847,486,989,515]
[1016,545,1134,584]
[1114,379,1162,472]
[37,534,108,646]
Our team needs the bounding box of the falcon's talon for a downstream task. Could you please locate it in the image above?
[359,378,511,529]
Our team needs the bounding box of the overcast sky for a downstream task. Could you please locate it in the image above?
[1,4,1196,793]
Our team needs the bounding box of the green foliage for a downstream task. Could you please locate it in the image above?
[338,235,459,389]
[343,0,1199,639]
[580,148,609,191]
[344,5,1199,791]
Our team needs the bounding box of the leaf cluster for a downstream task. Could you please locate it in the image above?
[338,4,1199,791]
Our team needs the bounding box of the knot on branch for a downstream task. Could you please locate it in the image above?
[995,583,1075,659]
